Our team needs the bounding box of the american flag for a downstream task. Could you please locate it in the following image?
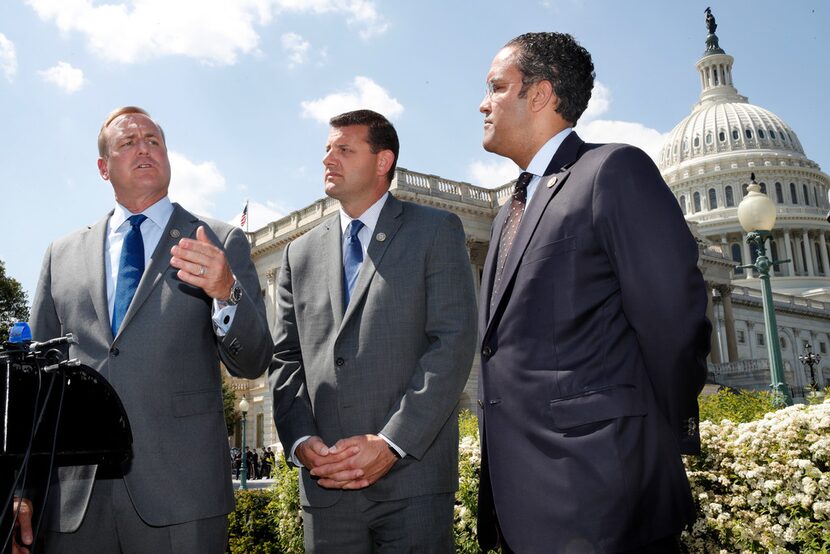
[240,201,249,229]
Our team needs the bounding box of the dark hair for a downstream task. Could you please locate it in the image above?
[506,32,595,125]
[329,109,399,182]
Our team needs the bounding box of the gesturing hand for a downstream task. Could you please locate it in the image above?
[170,226,235,300]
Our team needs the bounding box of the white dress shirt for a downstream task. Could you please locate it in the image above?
[523,127,573,210]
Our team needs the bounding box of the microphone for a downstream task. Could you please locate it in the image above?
[29,334,78,352]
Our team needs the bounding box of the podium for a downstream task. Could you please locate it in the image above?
[0,333,132,552]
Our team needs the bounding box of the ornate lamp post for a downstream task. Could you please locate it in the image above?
[239,396,250,490]
[798,342,822,390]
[736,173,792,406]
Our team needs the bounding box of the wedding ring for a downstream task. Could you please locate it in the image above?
[199,265,206,276]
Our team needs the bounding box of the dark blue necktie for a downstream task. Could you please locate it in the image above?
[343,219,365,307]
[112,214,147,336]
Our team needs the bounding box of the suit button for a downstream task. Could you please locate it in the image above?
[335,357,345,367]
[109,346,120,357]
[481,346,493,357]
[477,399,484,409]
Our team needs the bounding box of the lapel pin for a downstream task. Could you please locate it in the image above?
[375,232,387,242]
[170,229,181,238]
[547,176,558,188]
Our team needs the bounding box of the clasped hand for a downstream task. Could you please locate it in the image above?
[296,434,398,490]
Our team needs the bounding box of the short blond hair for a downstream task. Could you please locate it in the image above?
[97,106,165,157]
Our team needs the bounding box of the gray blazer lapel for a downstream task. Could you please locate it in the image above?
[324,215,345,330]
[341,195,403,329]
[86,214,114,340]
[486,170,571,332]
[117,204,196,336]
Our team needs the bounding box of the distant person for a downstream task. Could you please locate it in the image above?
[269,109,477,552]
[13,106,272,553]
[475,33,711,553]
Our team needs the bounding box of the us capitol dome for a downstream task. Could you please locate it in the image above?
[657,10,830,300]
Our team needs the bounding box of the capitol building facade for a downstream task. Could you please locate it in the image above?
[229,19,830,450]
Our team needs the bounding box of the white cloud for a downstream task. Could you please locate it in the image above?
[228,200,287,232]
[167,151,226,217]
[25,0,387,65]
[281,32,310,67]
[300,76,403,123]
[467,158,521,189]
[581,80,611,122]
[38,61,85,93]
[0,33,17,81]
[578,119,668,162]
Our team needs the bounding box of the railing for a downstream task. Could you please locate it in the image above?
[709,358,770,375]
[393,167,503,206]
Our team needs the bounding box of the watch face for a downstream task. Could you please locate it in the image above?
[231,285,243,303]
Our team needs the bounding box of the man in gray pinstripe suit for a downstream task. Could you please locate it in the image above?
[270,109,477,552]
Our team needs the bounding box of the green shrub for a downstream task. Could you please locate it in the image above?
[699,387,777,424]
[227,489,280,554]
[270,454,304,553]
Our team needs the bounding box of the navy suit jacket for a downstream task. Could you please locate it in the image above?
[477,132,710,553]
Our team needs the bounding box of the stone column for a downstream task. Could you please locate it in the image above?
[803,230,815,276]
[742,235,753,279]
[706,286,722,364]
[783,230,794,276]
[819,232,830,276]
[717,285,738,362]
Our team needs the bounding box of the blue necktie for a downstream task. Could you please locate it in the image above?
[112,214,147,336]
[343,219,365,307]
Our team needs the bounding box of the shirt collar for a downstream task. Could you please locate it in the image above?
[525,127,573,176]
[110,196,174,232]
[339,192,389,235]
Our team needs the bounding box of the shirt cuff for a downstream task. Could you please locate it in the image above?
[290,435,312,467]
[379,433,406,459]
[212,301,238,337]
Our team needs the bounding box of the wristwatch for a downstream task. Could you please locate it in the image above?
[226,278,243,306]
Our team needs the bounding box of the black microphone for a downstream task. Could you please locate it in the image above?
[28,333,77,352]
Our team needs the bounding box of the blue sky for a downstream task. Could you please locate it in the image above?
[1,0,828,301]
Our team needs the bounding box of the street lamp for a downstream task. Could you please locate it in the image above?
[239,396,250,490]
[736,173,792,406]
[798,342,822,391]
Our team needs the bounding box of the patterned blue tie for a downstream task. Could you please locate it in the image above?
[112,214,147,336]
[343,219,365,307]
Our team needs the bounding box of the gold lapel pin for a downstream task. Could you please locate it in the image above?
[376,232,387,242]
[170,229,181,238]
[546,176,558,188]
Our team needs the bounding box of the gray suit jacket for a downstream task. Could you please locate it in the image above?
[30,202,273,532]
[477,133,710,553]
[270,195,477,507]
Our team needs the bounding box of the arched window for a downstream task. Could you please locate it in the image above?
[682,137,689,152]
[770,129,776,140]
[705,132,712,145]
[732,244,744,274]
[758,128,766,139]
[750,241,760,264]
[708,188,718,209]
[693,192,702,212]
[790,182,798,204]
[815,186,820,207]
[742,183,749,197]
[816,243,825,274]
[732,129,739,140]
[760,182,767,195]
[725,186,735,207]
[804,184,810,206]
[718,130,725,142]
[775,182,784,203]
[745,128,753,139]
[679,195,686,215]
[693,136,700,148]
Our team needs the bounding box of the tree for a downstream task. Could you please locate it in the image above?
[0,260,29,343]
[222,377,240,436]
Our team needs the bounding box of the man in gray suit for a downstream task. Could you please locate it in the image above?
[14,106,272,553]
[476,33,710,553]
[270,109,476,552]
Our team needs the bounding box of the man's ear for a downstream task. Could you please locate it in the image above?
[98,157,109,180]
[376,150,395,175]
[529,80,557,113]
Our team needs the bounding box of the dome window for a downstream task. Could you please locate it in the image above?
[770,130,776,140]
[742,183,749,197]
[705,132,713,145]
[719,130,725,142]
[693,136,700,148]
[775,183,784,204]
[732,129,739,140]
[693,192,702,212]
[679,195,687,215]
[731,244,744,274]
[759,182,767,195]
[725,186,735,207]
[803,184,810,206]
[708,188,718,209]
[790,183,798,204]
[745,128,753,139]
[814,186,820,207]
[758,128,766,139]
[683,137,689,152]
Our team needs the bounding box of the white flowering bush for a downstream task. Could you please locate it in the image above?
[683,398,830,553]
[455,413,482,553]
